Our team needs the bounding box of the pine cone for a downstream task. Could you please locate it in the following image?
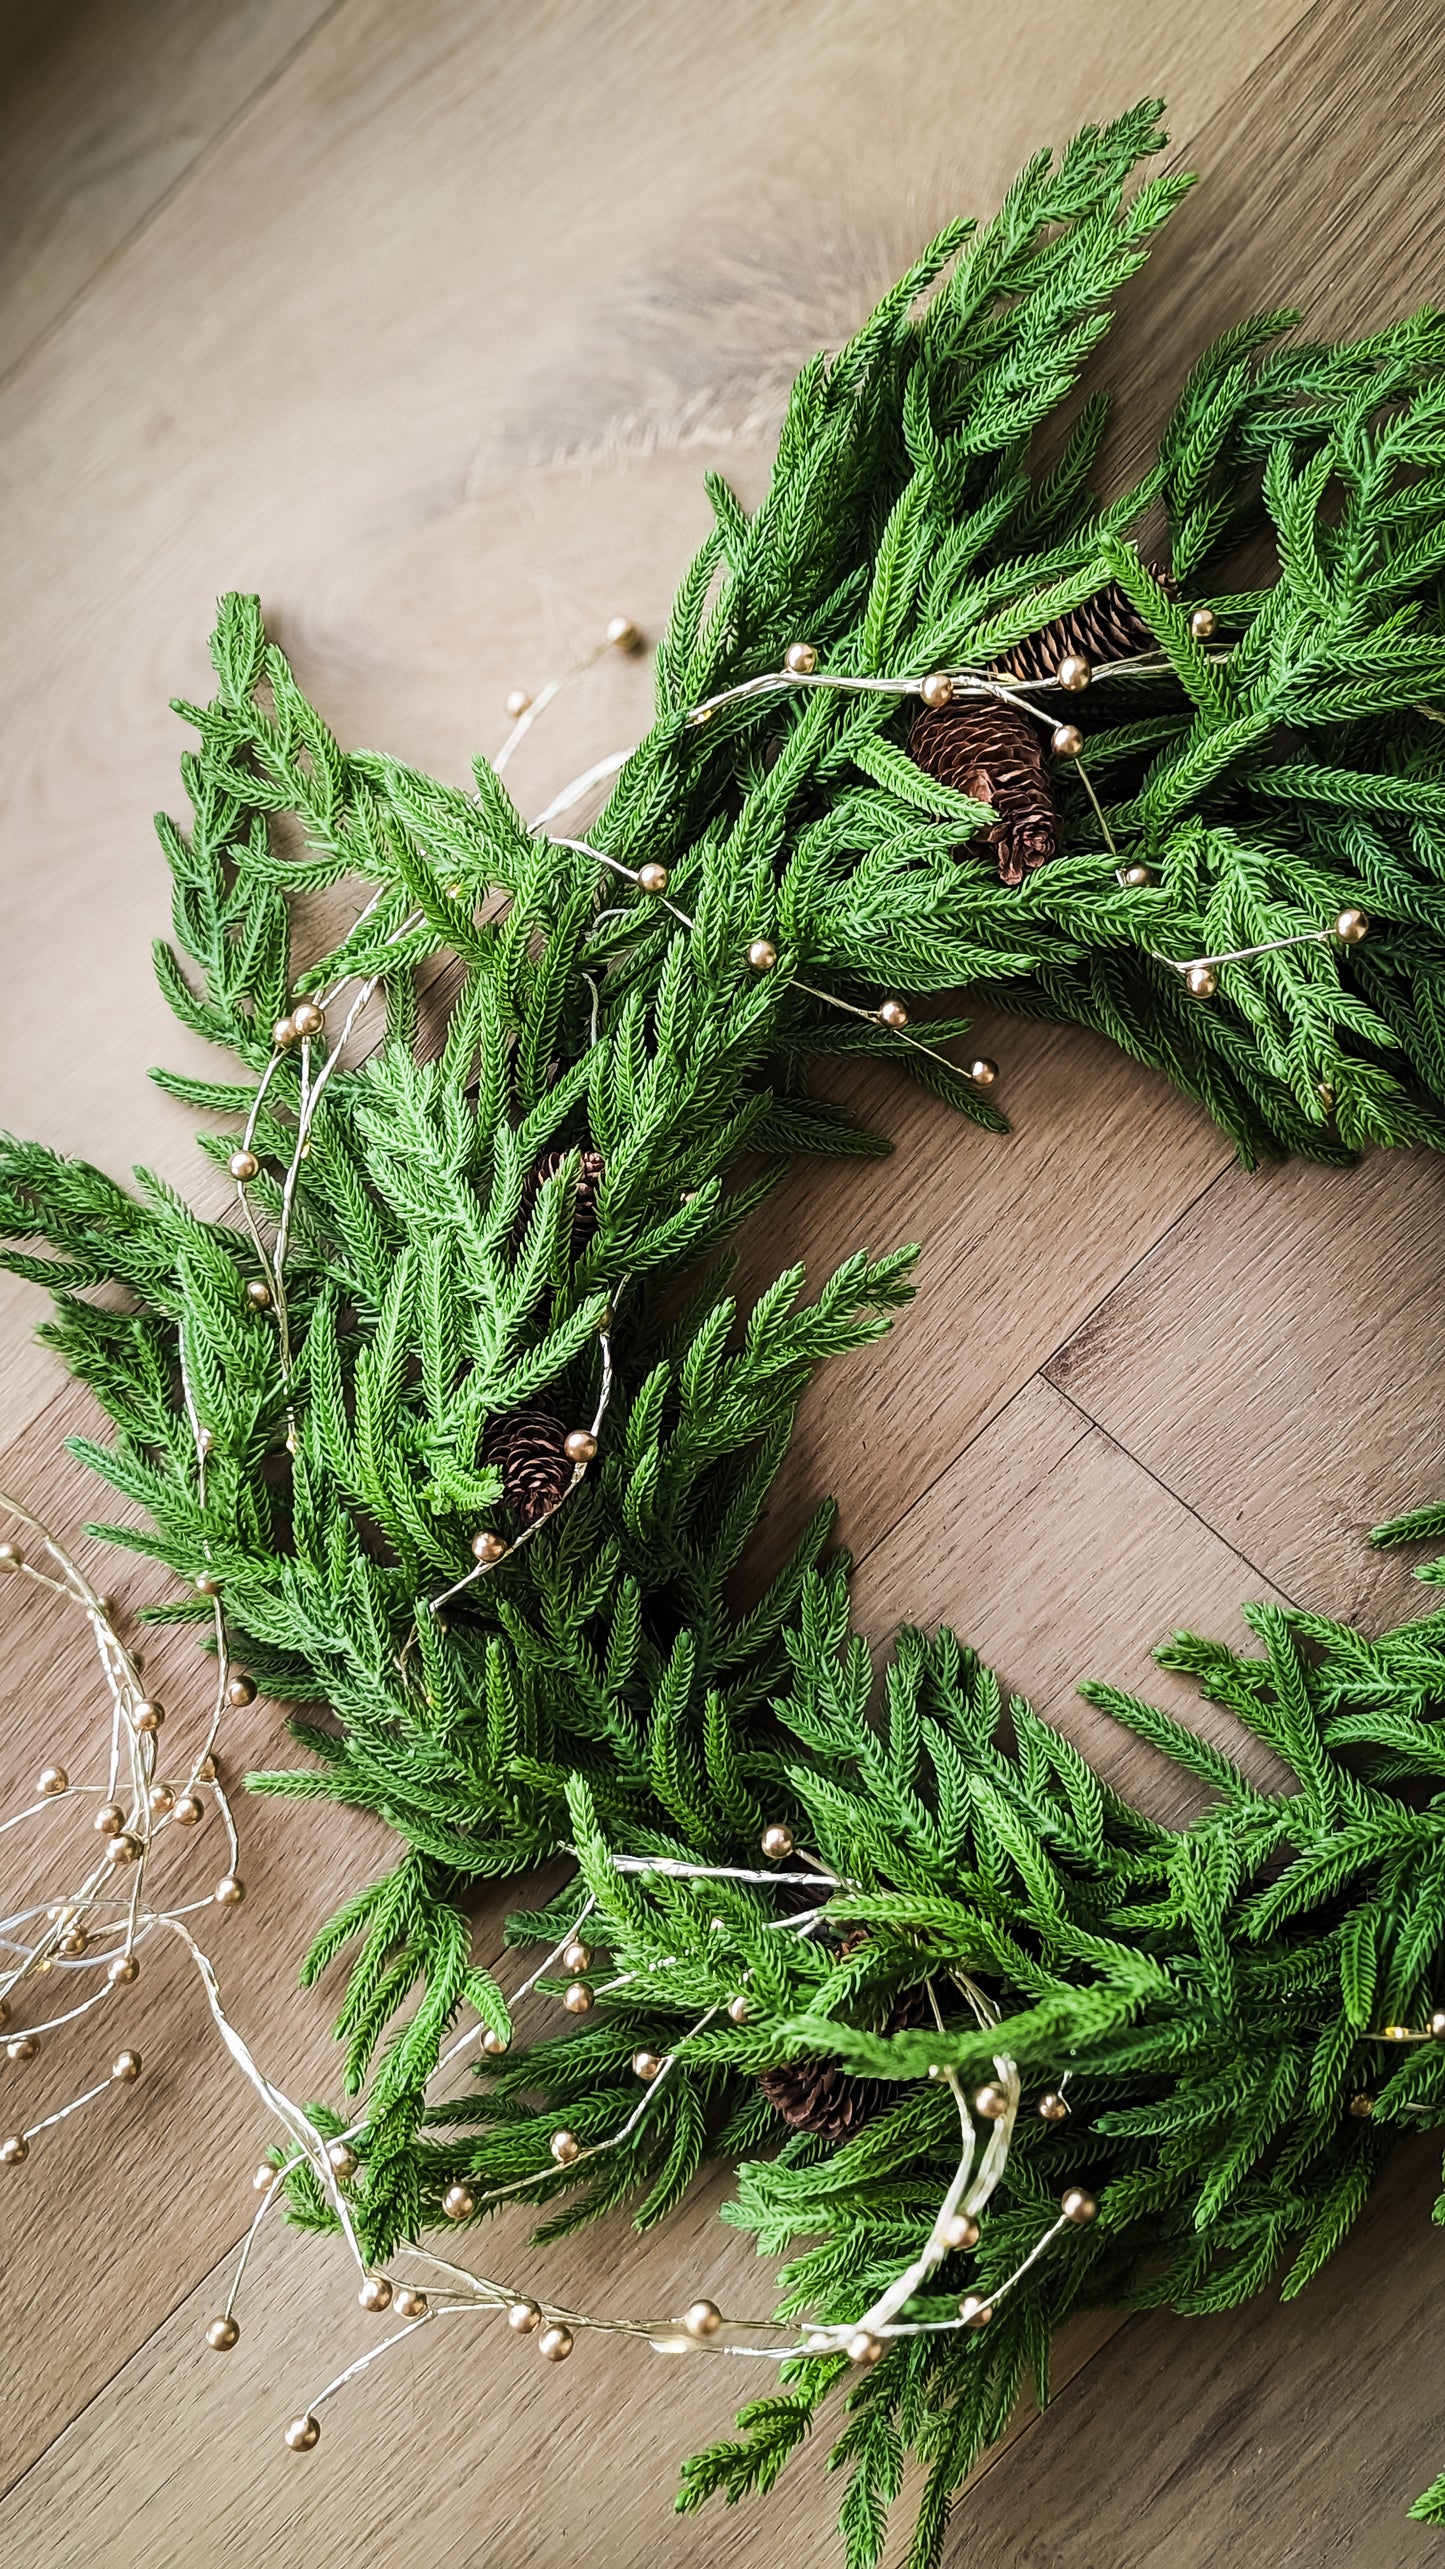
[909,697,1059,886]
[481,1406,572,1526]
[993,571,1179,687]
[516,1145,605,1259]
[760,1950,932,2143]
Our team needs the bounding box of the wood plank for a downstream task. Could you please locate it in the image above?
[848,1373,1295,1821]
[1046,1148,1445,1629]
[0,0,340,383]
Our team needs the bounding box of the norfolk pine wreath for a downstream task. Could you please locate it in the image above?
[6,97,1445,2564]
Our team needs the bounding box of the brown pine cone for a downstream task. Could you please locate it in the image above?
[760,1956,932,2143]
[515,1144,605,1259]
[481,1406,572,1526]
[909,697,1059,886]
[993,571,1179,687]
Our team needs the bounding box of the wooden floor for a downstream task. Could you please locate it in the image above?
[3,2,1445,2561]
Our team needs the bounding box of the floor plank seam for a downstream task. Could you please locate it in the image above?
[841,1366,1096,1585]
[1045,1381,1305,1615]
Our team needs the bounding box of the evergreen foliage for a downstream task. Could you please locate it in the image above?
[3,96,1445,2559]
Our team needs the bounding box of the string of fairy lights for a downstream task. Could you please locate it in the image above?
[0,588,1395,2454]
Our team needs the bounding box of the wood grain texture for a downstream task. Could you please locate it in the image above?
[849,1375,1297,1822]
[4,0,1444,2562]
[0,0,340,381]
[1046,1149,1445,1627]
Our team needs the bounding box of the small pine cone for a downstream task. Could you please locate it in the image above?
[516,1145,605,1259]
[481,1406,572,1526]
[909,697,1059,886]
[993,571,1179,688]
[760,1958,932,2144]
[759,2056,896,2144]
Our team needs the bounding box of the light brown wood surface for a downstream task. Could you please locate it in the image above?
[3,3,1445,2563]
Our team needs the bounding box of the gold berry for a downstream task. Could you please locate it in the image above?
[481,2027,509,2057]
[632,2050,663,2081]
[606,616,641,651]
[940,2212,980,2250]
[683,2299,722,2340]
[973,2083,1007,2121]
[1431,2011,1445,2040]
[471,1530,507,1566]
[783,641,817,676]
[133,1699,164,1734]
[960,2295,993,2328]
[206,2315,239,2351]
[538,2323,574,2362]
[847,2330,884,2364]
[562,1940,592,1974]
[108,1833,143,1866]
[357,2274,393,2313]
[549,2129,581,2166]
[0,2135,29,2165]
[246,1280,272,1309]
[37,1766,67,1797]
[918,671,954,708]
[291,1000,325,1039]
[1335,907,1369,943]
[6,2034,38,2064]
[172,1793,204,1826]
[94,1802,125,1836]
[1349,2092,1375,2119]
[1051,722,1084,759]
[443,2181,475,2219]
[747,938,777,971]
[504,687,533,719]
[969,1057,998,1088]
[215,1876,245,1907]
[726,1994,750,2026]
[562,1981,593,2014]
[1061,2187,1098,2223]
[228,1149,260,1183]
[272,1016,297,1049]
[761,1823,794,1860]
[0,1543,23,1572]
[285,2414,321,2452]
[564,1430,598,1465]
[636,863,669,895]
[326,2140,358,2179]
[1118,863,1151,888]
[1189,605,1217,641]
[113,2050,142,2085]
[1038,2091,1070,2122]
[195,1571,221,1596]
[227,1675,257,1708]
[393,2286,428,2319]
[507,2299,542,2333]
[877,999,909,1030]
[1185,963,1218,999]
[108,1953,140,1986]
[1056,652,1092,691]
